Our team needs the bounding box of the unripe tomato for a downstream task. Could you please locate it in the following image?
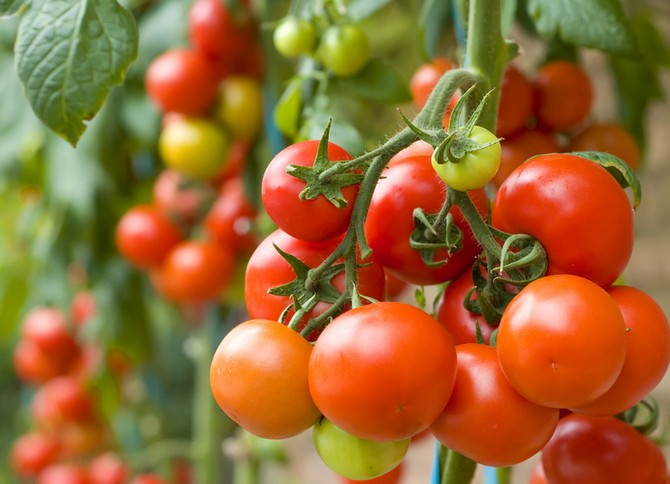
[431,126,501,191]
[568,122,640,170]
[273,16,317,57]
[216,75,263,140]
[317,24,370,77]
[313,418,408,480]
[159,117,231,180]
[11,432,60,478]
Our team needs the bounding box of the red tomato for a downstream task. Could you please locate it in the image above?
[409,58,458,108]
[11,432,60,478]
[364,151,490,285]
[569,122,640,170]
[31,376,96,430]
[434,266,496,344]
[152,169,215,226]
[491,153,634,287]
[497,274,627,408]
[88,453,128,484]
[37,464,90,484]
[21,306,77,356]
[13,339,73,383]
[130,475,168,484]
[572,285,670,416]
[145,48,220,115]
[210,319,321,438]
[542,414,666,484]
[244,230,386,340]
[261,140,357,242]
[115,204,183,269]
[533,61,593,131]
[154,240,234,303]
[309,302,457,442]
[431,344,558,467]
[496,64,533,137]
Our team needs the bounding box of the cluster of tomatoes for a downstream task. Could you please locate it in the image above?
[117,0,265,307]
[10,296,170,483]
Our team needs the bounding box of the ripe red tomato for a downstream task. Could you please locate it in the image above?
[13,338,73,383]
[31,376,96,430]
[244,229,386,340]
[145,48,219,115]
[261,140,357,242]
[11,432,60,478]
[434,266,496,345]
[532,60,593,131]
[37,464,90,484]
[542,414,667,484]
[153,240,234,303]
[431,344,558,467]
[309,302,457,442]
[572,285,670,416]
[491,153,634,287]
[568,122,640,170]
[491,128,560,188]
[152,169,215,226]
[210,319,321,439]
[409,58,458,109]
[364,151,490,285]
[497,274,627,408]
[115,205,183,269]
[496,64,533,137]
[21,307,76,354]
[88,453,128,484]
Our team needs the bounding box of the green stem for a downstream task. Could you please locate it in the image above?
[127,439,193,471]
[233,455,261,484]
[440,448,477,484]
[497,467,512,484]
[451,190,500,258]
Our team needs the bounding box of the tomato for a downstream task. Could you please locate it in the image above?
[22,307,75,354]
[309,302,457,441]
[70,291,96,327]
[410,58,457,109]
[145,48,219,115]
[210,319,321,439]
[13,339,73,383]
[273,16,317,57]
[364,151,490,285]
[571,285,670,416]
[159,117,231,180]
[491,153,634,287]
[115,204,183,269]
[152,169,215,226]
[154,240,234,304]
[317,24,370,77]
[88,453,128,484]
[261,140,357,242]
[496,64,533,137]
[431,344,558,467]
[568,122,640,170]
[130,475,168,484]
[215,75,263,140]
[435,266,496,345]
[313,417,409,480]
[338,462,403,484]
[37,464,90,484]
[542,414,667,484]
[212,139,250,184]
[57,420,106,458]
[491,128,560,188]
[431,125,501,191]
[532,60,593,131]
[497,274,627,408]
[204,177,258,254]
[31,376,95,430]
[11,432,60,478]
[244,229,386,340]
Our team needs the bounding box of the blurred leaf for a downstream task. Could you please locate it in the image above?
[0,272,28,340]
[14,0,139,145]
[418,0,451,61]
[0,0,25,16]
[274,76,303,138]
[332,59,411,104]
[526,0,638,57]
[299,111,365,156]
[347,0,393,21]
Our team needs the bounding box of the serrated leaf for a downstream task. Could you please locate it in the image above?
[332,59,411,104]
[274,77,302,138]
[0,0,25,16]
[417,0,452,60]
[14,0,138,146]
[347,0,393,21]
[526,0,638,57]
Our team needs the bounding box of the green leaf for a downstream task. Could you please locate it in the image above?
[299,112,365,156]
[274,77,302,138]
[347,0,393,21]
[14,0,139,146]
[331,59,411,104]
[417,0,452,61]
[0,0,25,16]
[526,0,638,57]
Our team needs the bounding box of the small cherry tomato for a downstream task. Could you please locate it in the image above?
[11,432,60,478]
[496,64,533,137]
[317,24,370,77]
[568,122,640,170]
[215,75,263,140]
[36,464,89,484]
[273,16,317,57]
[88,453,128,484]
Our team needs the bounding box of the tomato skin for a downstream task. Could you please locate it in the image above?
[338,462,403,484]
[431,126,501,191]
[491,153,634,287]
[410,58,458,109]
[13,339,72,383]
[88,453,128,484]
[21,307,78,358]
[496,64,533,137]
[309,302,457,442]
[317,24,370,77]
[261,140,357,242]
[152,169,214,226]
[542,414,666,484]
[533,60,593,131]
[11,432,60,478]
[431,344,558,467]
[568,122,640,170]
[571,285,670,416]
[31,376,95,430]
[215,75,263,140]
[364,152,490,285]
[313,418,409,480]
[115,204,183,269]
[244,230,386,340]
[497,274,627,408]
[145,49,219,115]
[492,128,560,188]
[435,266,495,345]
[210,319,321,439]
[273,16,317,57]
[37,464,90,484]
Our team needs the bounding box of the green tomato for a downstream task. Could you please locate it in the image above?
[432,126,501,191]
[317,24,370,77]
[159,117,230,180]
[273,16,316,58]
[312,417,409,480]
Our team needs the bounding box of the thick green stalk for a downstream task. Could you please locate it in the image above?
[440,448,477,484]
